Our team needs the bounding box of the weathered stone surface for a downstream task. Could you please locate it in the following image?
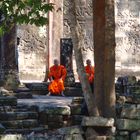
[17,24,48,81]
[121,105,140,119]
[116,135,129,140]
[131,131,140,140]
[39,113,63,125]
[15,92,33,99]
[0,135,25,140]
[70,104,81,115]
[63,134,84,140]
[116,96,127,104]
[71,97,84,104]
[1,119,38,129]
[25,83,48,91]
[5,127,48,134]
[39,106,71,115]
[57,126,83,135]
[0,96,17,106]
[0,87,10,96]
[116,119,140,131]
[82,117,114,127]
[47,122,64,129]
[85,136,115,140]
[15,87,31,93]
[71,115,83,125]
[0,112,38,121]
[0,124,5,133]
[64,87,83,97]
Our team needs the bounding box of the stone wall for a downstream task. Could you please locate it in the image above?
[63,0,140,79]
[16,0,140,81]
[63,0,94,80]
[115,0,140,77]
[17,25,48,81]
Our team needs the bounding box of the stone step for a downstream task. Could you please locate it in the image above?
[0,124,5,134]
[14,87,31,93]
[25,83,48,91]
[116,119,140,131]
[82,117,115,127]
[86,136,115,140]
[0,112,38,121]
[4,127,48,134]
[0,96,17,106]
[64,87,83,97]
[1,119,38,129]
[14,92,33,99]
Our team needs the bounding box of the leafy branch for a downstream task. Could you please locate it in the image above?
[0,0,54,35]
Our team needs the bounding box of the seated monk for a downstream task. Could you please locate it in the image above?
[85,59,94,92]
[47,59,67,96]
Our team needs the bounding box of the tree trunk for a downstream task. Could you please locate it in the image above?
[70,0,99,116]
[93,0,116,117]
[2,24,19,90]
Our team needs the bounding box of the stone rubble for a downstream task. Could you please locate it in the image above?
[0,77,140,139]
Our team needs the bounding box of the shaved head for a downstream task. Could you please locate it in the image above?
[86,59,91,66]
[54,59,59,66]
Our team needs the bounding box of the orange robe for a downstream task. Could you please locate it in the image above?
[85,66,94,83]
[48,65,67,94]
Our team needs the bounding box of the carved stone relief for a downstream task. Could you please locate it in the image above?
[115,0,140,76]
[17,25,48,80]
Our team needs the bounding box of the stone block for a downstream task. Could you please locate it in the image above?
[0,96,17,106]
[0,124,5,133]
[63,134,84,140]
[0,135,25,140]
[64,87,83,97]
[70,104,81,115]
[0,112,38,121]
[71,97,84,105]
[82,117,114,127]
[116,119,140,131]
[15,92,33,99]
[39,106,71,115]
[1,119,38,129]
[25,83,48,91]
[116,135,129,140]
[0,87,11,96]
[5,127,48,134]
[47,114,63,122]
[116,96,127,104]
[121,105,140,119]
[57,125,84,135]
[71,115,83,125]
[86,136,115,140]
[131,131,140,140]
[47,122,64,129]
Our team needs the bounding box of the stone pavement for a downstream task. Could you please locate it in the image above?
[18,95,74,108]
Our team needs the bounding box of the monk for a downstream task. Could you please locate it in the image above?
[47,59,67,96]
[81,59,95,115]
[85,59,94,92]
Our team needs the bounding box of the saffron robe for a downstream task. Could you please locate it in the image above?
[48,65,67,94]
[85,66,94,83]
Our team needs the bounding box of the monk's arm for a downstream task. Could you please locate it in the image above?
[48,68,53,82]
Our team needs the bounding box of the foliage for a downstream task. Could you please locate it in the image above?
[0,0,54,35]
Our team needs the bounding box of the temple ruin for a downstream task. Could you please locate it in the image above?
[0,0,140,82]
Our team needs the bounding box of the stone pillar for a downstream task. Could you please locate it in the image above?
[60,38,75,86]
[49,0,63,67]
